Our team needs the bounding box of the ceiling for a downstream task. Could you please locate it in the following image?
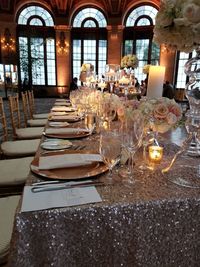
[0,0,142,16]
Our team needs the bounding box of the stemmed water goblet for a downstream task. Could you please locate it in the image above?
[99,129,121,183]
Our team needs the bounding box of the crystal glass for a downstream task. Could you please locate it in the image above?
[99,129,121,182]
[122,112,144,184]
[84,111,96,133]
[162,48,200,188]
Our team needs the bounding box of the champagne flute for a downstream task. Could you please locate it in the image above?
[99,129,121,182]
[123,112,144,184]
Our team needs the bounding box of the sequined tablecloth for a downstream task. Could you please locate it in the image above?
[8,131,200,267]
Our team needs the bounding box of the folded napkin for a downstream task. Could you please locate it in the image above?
[39,153,102,170]
[51,112,67,116]
[45,127,90,135]
[49,115,81,121]
[54,102,71,106]
[52,106,76,112]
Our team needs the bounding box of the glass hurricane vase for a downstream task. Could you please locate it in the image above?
[162,48,200,188]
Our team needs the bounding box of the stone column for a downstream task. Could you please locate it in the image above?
[107,25,124,66]
[160,44,177,84]
[55,25,71,96]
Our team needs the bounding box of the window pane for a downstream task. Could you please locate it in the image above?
[73,39,81,81]
[73,8,107,28]
[126,5,158,26]
[135,39,149,82]
[18,5,54,26]
[83,40,96,73]
[30,38,45,85]
[46,38,56,85]
[29,18,43,26]
[124,40,133,55]
[19,37,29,82]
[137,18,151,26]
[83,20,96,28]
[98,40,107,76]
[151,42,160,65]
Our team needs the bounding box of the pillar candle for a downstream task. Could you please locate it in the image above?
[147,66,165,98]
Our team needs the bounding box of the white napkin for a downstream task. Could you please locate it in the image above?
[45,127,90,135]
[21,185,102,212]
[39,153,102,170]
[54,102,71,106]
[49,115,80,121]
[51,112,67,116]
[51,106,76,112]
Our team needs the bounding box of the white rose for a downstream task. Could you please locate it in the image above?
[183,3,200,23]
[166,112,177,125]
[174,18,191,27]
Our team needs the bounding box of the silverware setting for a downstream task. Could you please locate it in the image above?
[41,145,86,155]
[31,180,104,193]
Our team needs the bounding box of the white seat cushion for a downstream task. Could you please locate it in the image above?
[0,157,33,185]
[1,139,40,157]
[33,113,49,119]
[16,127,44,139]
[28,119,47,127]
[0,195,20,264]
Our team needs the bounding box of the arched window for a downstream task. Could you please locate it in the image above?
[17,5,56,87]
[71,7,107,81]
[123,5,159,83]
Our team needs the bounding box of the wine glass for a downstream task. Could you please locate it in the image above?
[123,112,144,184]
[84,110,96,133]
[101,102,116,130]
[99,129,121,183]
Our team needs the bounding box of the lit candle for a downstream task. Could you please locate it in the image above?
[147,66,165,98]
[149,145,163,163]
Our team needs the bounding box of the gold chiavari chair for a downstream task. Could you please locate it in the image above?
[0,195,21,265]
[8,94,44,140]
[0,97,40,157]
[21,92,47,127]
[28,90,49,119]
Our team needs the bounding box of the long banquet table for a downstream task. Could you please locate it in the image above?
[8,102,200,267]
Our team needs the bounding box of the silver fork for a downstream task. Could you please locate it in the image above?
[41,145,86,155]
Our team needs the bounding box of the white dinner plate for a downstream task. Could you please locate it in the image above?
[40,140,72,150]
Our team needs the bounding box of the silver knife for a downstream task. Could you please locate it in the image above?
[31,181,104,193]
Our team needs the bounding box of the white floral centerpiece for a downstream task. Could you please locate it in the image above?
[80,63,94,82]
[120,54,139,69]
[81,63,94,72]
[116,97,182,133]
[138,97,182,133]
[153,0,200,53]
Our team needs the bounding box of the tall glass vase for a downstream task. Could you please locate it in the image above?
[162,48,200,188]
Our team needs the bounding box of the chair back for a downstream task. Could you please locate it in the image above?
[21,92,30,127]
[0,97,8,141]
[8,94,21,139]
[27,90,35,118]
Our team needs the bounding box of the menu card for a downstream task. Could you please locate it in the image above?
[21,184,102,212]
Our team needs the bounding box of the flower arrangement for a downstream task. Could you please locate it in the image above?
[143,64,151,74]
[81,63,94,72]
[138,97,182,133]
[120,54,139,69]
[153,0,200,53]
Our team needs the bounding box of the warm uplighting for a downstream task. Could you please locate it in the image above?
[1,28,15,52]
[56,31,69,55]
[57,86,65,94]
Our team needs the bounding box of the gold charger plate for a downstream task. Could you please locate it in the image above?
[43,130,91,139]
[30,151,108,180]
